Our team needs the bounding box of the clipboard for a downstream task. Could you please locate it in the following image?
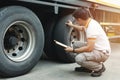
[54,40,68,48]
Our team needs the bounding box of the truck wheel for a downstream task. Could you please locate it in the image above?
[0,6,44,77]
[53,15,86,63]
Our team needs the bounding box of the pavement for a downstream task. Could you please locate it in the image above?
[1,42,120,80]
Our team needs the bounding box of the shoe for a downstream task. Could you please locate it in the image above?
[91,64,106,77]
[75,67,92,73]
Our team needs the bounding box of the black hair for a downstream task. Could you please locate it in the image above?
[72,7,90,20]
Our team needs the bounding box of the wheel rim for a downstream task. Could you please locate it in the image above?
[3,21,35,62]
[69,28,85,47]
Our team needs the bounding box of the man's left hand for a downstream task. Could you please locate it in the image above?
[64,46,73,52]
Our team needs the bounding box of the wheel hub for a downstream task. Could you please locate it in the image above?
[4,28,19,50]
[8,36,18,49]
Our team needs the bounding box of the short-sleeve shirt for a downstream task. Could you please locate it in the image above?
[86,19,111,54]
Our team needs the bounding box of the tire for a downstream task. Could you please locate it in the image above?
[0,6,44,77]
[43,14,58,60]
[53,15,86,63]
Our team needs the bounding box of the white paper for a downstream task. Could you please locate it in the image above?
[54,40,68,48]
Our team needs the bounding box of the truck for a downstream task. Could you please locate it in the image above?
[0,0,120,77]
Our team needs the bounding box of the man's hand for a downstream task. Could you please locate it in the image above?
[64,46,73,52]
[65,20,84,31]
[65,20,74,27]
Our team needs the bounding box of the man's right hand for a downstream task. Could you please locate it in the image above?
[65,20,74,27]
[65,20,84,31]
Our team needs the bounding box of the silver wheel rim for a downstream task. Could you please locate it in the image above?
[69,28,85,47]
[3,21,35,62]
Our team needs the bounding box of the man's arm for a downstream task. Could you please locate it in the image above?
[65,20,83,31]
[64,38,96,53]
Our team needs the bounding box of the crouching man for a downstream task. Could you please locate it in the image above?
[65,8,111,77]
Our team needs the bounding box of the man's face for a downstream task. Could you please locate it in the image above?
[75,18,84,26]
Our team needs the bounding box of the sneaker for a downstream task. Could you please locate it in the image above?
[91,64,106,77]
[75,67,92,73]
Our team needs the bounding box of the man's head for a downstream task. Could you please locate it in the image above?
[72,7,90,25]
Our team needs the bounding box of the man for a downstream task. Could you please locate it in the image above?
[65,8,111,77]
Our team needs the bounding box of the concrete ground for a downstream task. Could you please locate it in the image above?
[1,42,120,80]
